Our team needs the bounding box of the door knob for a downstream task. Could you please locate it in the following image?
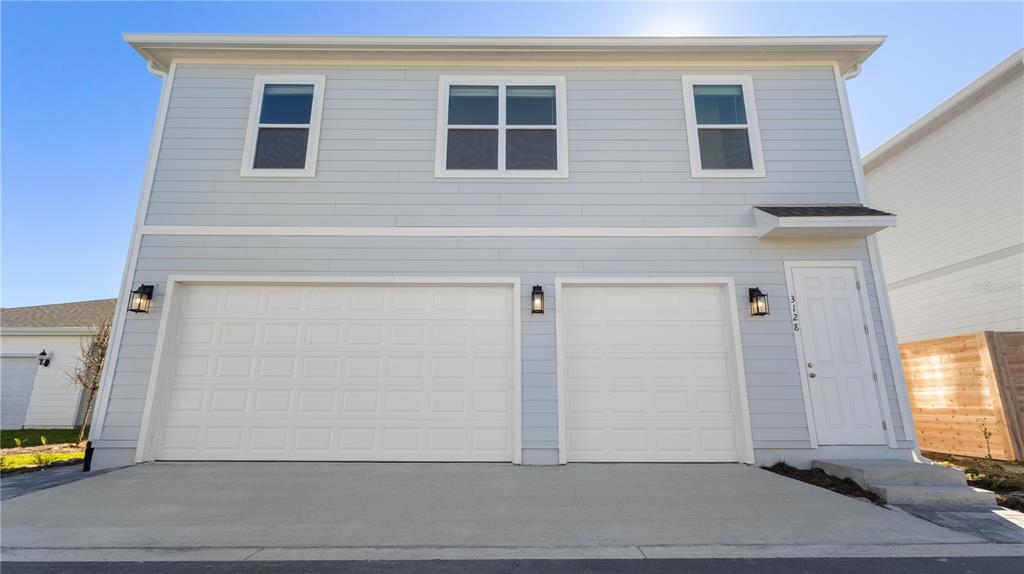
[808,373,817,378]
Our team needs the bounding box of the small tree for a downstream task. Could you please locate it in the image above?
[65,320,112,445]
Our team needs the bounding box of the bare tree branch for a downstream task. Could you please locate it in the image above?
[62,319,112,445]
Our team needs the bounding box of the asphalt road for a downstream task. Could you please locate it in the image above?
[3,558,1022,573]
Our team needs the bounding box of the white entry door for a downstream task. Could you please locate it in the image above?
[151,282,516,462]
[560,283,749,462]
[790,266,886,445]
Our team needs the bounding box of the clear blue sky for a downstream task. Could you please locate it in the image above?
[2,1,1021,307]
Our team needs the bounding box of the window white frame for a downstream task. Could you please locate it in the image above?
[241,75,326,178]
[434,76,569,178]
[681,74,765,178]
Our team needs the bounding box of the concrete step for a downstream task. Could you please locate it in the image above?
[868,485,998,505]
[813,459,968,488]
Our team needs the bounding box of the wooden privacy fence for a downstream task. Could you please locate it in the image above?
[901,332,1024,461]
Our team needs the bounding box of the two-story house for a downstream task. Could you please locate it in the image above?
[88,34,916,471]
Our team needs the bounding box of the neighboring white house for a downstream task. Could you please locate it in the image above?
[0,299,116,429]
[865,49,1024,343]
[88,34,918,471]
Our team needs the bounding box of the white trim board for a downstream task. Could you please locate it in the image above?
[90,62,178,443]
[863,48,1023,171]
[784,260,898,449]
[139,225,761,237]
[554,276,756,465]
[134,275,523,464]
[833,64,918,447]
[123,33,885,76]
[0,327,97,337]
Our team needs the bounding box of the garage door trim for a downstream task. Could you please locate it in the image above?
[135,275,523,463]
[555,277,755,464]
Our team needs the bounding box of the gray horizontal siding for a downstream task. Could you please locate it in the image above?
[147,65,859,227]
[96,234,907,457]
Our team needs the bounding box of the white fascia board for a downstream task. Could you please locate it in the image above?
[755,210,897,238]
[0,327,95,337]
[123,33,884,75]
[863,48,1023,171]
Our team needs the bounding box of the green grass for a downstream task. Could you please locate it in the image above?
[0,451,84,472]
[0,428,86,449]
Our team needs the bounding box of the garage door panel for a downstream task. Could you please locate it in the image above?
[154,283,515,462]
[562,284,744,463]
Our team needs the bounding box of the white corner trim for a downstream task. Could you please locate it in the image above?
[434,75,569,179]
[833,64,918,450]
[89,62,178,443]
[134,275,524,464]
[784,260,898,449]
[554,276,756,465]
[240,75,326,178]
[139,225,760,237]
[681,74,766,178]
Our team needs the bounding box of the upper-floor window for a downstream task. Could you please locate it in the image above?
[435,76,568,178]
[681,75,765,178]
[241,75,325,177]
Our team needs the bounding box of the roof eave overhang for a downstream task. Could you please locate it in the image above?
[754,210,897,239]
[0,326,97,337]
[864,48,1024,171]
[123,34,885,74]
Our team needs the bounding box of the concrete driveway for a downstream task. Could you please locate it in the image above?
[1,462,1006,561]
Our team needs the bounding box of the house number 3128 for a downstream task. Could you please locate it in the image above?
[790,295,800,332]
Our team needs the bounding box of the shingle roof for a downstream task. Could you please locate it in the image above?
[0,299,116,329]
[755,205,895,217]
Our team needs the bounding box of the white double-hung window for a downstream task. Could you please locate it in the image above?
[241,75,326,177]
[435,76,568,178]
[681,75,765,178]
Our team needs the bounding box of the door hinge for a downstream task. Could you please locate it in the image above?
[872,372,879,382]
[855,280,861,290]
[864,325,870,335]
[882,421,887,430]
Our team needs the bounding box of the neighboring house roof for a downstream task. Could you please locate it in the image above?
[863,48,1024,171]
[0,299,116,330]
[755,205,895,217]
[124,34,885,76]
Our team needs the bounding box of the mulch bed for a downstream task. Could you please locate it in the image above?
[764,462,886,506]
[923,451,1024,512]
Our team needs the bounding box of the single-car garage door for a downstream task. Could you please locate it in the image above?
[150,282,516,462]
[560,282,750,462]
[1,357,38,430]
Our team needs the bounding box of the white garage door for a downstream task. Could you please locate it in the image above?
[152,283,516,461]
[1,357,38,430]
[561,283,747,462]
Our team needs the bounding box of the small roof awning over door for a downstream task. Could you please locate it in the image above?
[753,205,896,238]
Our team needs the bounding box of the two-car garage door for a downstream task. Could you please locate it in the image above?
[146,280,748,463]
[152,283,515,461]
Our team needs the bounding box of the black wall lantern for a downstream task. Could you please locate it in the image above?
[128,284,154,314]
[37,350,50,367]
[748,287,770,317]
[531,285,545,314]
